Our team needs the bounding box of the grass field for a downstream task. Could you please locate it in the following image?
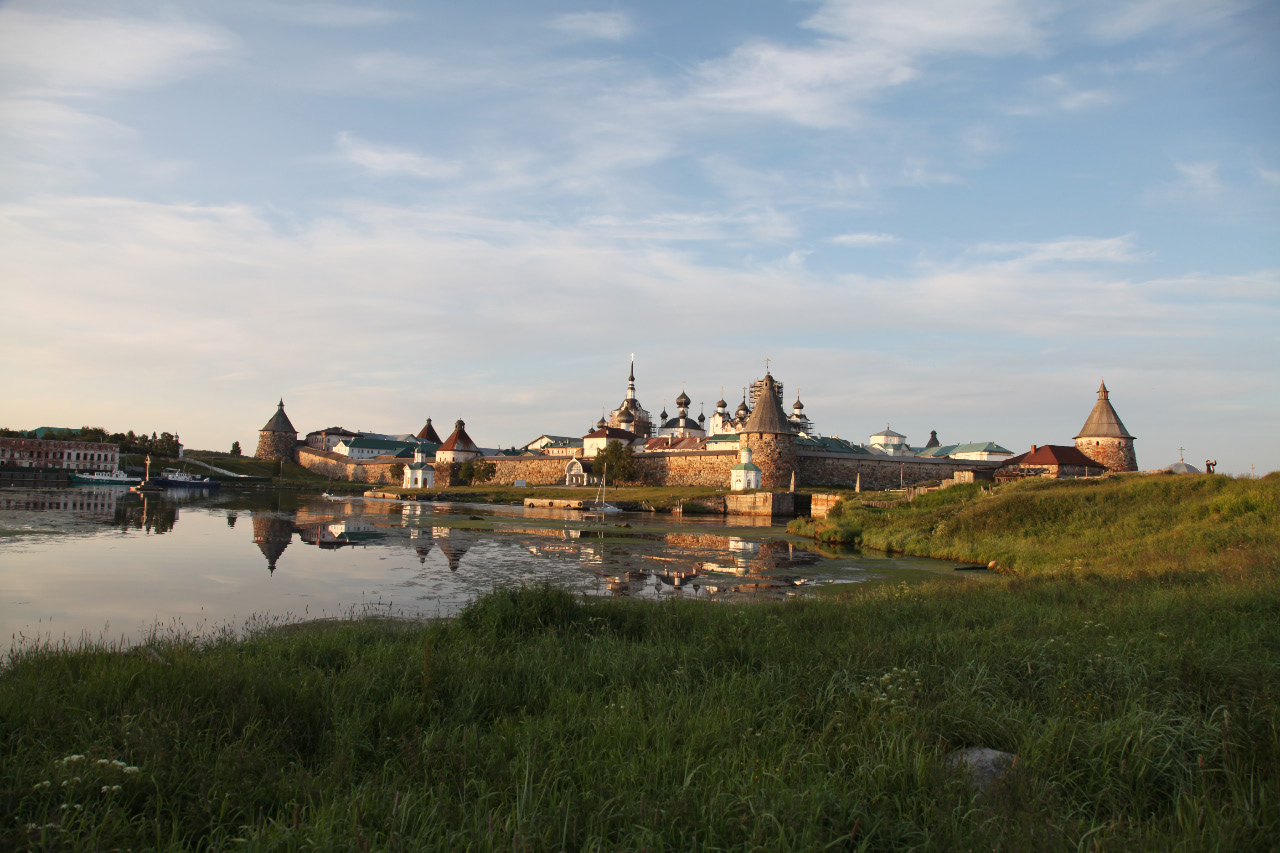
[3,474,1276,850]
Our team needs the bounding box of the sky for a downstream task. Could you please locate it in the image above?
[1,0,1277,475]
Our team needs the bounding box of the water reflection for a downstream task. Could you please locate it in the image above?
[1,488,987,647]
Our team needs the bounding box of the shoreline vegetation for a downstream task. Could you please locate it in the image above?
[3,476,1277,849]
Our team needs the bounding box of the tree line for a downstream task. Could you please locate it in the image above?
[0,426,183,458]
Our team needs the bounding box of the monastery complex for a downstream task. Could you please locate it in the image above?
[255,360,1139,491]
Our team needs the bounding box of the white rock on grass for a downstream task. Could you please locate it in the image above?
[944,747,1018,792]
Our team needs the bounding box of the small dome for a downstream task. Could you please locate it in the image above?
[735,401,749,417]
[595,417,606,430]
[716,398,727,409]
[793,397,804,411]
[675,390,691,407]
[618,409,634,424]
[698,412,706,423]
[660,408,668,420]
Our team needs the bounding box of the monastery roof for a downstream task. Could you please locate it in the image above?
[644,436,708,452]
[731,461,762,472]
[416,418,443,443]
[261,400,296,434]
[438,419,480,453]
[343,437,415,452]
[795,435,870,455]
[585,427,637,441]
[741,373,791,435]
[1005,445,1101,467]
[870,427,905,440]
[1075,382,1134,439]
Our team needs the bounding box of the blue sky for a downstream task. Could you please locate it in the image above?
[1,0,1277,474]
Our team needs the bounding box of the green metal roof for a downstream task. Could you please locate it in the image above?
[731,462,761,472]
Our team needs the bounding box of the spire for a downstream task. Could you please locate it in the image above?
[1075,381,1134,439]
[626,355,636,400]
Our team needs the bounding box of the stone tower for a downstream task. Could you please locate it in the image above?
[252,514,293,574]
[256,399,298,462]
[1074,382,1137,472]
[738,371,797,489]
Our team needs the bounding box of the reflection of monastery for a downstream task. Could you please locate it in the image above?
[260,359,1138,491]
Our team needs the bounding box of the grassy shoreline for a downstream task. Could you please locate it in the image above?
[3,475,1277,850]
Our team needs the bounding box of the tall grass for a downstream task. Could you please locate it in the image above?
[3,569,1277,850]
[790,474,1279,574]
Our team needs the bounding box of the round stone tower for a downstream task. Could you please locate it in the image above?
[738,371,797,490]
[256,399,298,462]
[1074,382,1137,472]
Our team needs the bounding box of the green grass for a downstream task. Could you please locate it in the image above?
[3,571,1277,851]
[791,474,1280,575]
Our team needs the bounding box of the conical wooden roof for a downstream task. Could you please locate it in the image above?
[741,373,791,435]
[416,418,443,443]
[1074,382,1134,439]
[438,419,480,453]
[260,400,296,434]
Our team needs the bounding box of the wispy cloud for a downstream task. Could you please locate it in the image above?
[0,8,237,98]
[549,11,634,41]
[831,232,901,247]
[1258,167,1280,187]
[689,0,1047,126]
[969,234,1145,264]
[1145,159,1223,202]
[335,133,460,180]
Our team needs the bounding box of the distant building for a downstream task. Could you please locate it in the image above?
[583,426,641,458]
[436,419,482,464]
[403,444,436,489]
[868,426,912,456]
[256,400,298,462]
[605,358,653,438]
[916,441,1013,462]
[0,437,120,472]
[306,427,359,451]
[416,418,443,444]
[1003,445,1107,478]
[335,438,417,459]
[656,389,706,438]
[1074,382,1138,472]
[730,446,762,491]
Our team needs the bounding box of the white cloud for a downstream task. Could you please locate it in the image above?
[335,133,461,180]
[549,11,634,41]
[1258,167,1280,187]
[251,2,408,28]
[831,232,900,247]
[689,0,1047,126]
[1089,0,1245,42]
[970,234,1145,264]
[1145,160,1223,202]
[0,8,237,98]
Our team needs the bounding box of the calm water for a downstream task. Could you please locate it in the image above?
[1,486,985,648]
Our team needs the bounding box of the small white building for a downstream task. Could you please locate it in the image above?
[402,444,435,489]
[730,446,762,491]
[868,426,913,456]
[436,419,483,464]
[582,426,641,458]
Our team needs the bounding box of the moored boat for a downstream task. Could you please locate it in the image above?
[69,469,142,486]
[151,468,221,489]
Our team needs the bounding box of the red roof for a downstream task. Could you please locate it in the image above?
[585,427,636,441]
[438,419,479,453]
[1006,445,1102,467]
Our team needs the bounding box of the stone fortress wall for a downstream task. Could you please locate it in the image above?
[298,443,998,490]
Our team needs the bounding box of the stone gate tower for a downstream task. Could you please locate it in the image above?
[256,399,298,462]
[1074,382,1137,472]
[738,371,797,489]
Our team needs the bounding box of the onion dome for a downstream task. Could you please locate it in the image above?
[675,390,691,408]
[716,397,728,409]
[735,398,750,417]
[792,396,804,411]
[595,416,606,430]
[660,407,668,421]
[698,412,706,423]
[618,409,634,424]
